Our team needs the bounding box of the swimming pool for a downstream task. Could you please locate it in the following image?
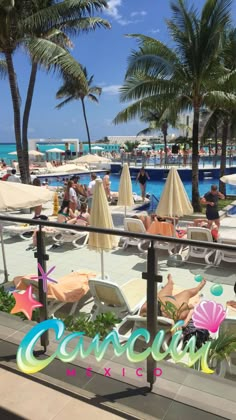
[40,173,236,199]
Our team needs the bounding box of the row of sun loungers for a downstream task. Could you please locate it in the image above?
[123,218,236,266]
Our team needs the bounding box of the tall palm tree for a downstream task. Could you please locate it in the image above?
[202,27,236,194]
[0,0,109,182]
[56,68,102,153]
[114,0,235,211]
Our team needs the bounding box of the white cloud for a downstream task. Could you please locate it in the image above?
[150,28,160,34]
[131,11,147,18]
[106,1,146,26]
[102,84,121,95]
[117,18,132,26]
[106,0,122,19]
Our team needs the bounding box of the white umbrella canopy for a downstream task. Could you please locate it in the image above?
[50,164,87,173]
[220,174,236,185]
[88,179,118,278]
[46,148,64,153]
[91,146,104,151]
[156,167,193,218]
[73,154,111,164]
[0,182,54,210]
[28,150,45,156]
[118,163,134,214]
[8,151,17,155]
[0,182,54,283]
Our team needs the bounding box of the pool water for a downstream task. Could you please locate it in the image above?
[41,173,236,199]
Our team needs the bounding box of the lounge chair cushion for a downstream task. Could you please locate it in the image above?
[13,270,96,302]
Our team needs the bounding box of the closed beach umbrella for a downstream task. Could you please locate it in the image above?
[220,174,236,185]
[156,167,193,219]
[88,179,118,278]
[118,163,134,216]
[0,182,54,282]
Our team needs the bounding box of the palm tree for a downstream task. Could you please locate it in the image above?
[114,0,235,212]
[56,68,102,153]
[137,104,180,165]
[202,28,236,194]
[0,0,109,182]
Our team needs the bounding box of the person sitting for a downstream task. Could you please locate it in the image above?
[7,169,21,183]
[140,273,206,327]
[57,206,76,224]
[76,203,90,226]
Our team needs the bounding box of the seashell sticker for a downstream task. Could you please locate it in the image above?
[192,300,226,333]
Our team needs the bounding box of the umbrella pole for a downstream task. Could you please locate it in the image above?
[101,249,105,279]
[0,228,8,283]
[124,206,127,217]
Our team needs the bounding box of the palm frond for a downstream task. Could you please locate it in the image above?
[60,17,111,36]
[0,58,7,78]
[56,95,75,109]
[25,36,87,88]
[22,0,109,34]
[204,91,236,110]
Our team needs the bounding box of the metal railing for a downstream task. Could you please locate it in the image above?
[1,214,236,390]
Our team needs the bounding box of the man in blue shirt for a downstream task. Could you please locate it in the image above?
[200,185,225,229]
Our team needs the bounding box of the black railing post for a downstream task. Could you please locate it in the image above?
[142,241,163,391]
[34,226,49,352]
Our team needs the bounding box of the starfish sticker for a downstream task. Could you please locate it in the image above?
[11,286,43,320]
[30,263,57,293]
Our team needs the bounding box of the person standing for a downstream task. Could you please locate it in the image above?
[136,167,150,201]
[200,185,225,229]
[66,180,77,212]
[103,171,111,200]
[87,173,97,213]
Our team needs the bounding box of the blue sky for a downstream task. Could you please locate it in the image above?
[0,0,236,143]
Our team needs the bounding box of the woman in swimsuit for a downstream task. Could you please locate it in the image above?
[136,167,150,201]
[76,203,90,226]
[140,274,206,327]
[57,206,76,224]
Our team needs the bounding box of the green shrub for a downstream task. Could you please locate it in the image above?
[62,312,120,339]
[0,286,39,321]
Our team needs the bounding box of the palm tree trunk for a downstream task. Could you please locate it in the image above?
[214,126,218,154]
[219,117,228,195]
[22,62,38,184]
[192,106,201,212]
[81,98,91,153]
[5,51,26,182]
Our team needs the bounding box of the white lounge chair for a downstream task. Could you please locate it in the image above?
[184,227,215,264]
[122,218,146,251]
[52,228,89,249]
[88,278,146,320]
[139,220,180,255]
[114,310,183,353]
[3,224,36,240]
[214,238,236,265]
[14,270,95,317]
